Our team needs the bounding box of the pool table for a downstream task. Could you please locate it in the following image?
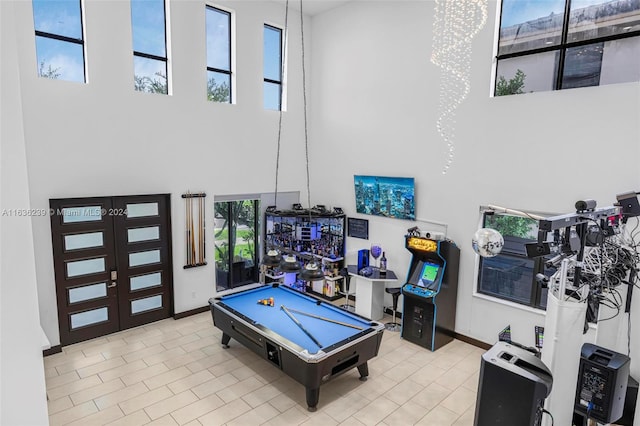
[208,284,385,411]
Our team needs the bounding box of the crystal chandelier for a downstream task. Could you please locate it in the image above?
[431,0,488,174]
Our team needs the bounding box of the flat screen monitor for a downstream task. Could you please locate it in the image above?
[408,260,442,290]
[418,261,440,288]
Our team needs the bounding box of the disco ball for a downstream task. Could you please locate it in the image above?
[472,228,504,258]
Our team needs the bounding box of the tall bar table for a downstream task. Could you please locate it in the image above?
[347,265,398,321]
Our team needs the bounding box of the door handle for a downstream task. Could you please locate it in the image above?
[108,282,117,288]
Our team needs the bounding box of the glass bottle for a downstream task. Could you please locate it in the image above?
[379,251,387,273]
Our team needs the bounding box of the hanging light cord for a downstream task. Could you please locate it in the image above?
[299,0,314,251]
[273,0,290,210]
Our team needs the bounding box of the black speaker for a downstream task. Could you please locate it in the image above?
[573,376,637,426]
[575,343,630,424]
[474,342,553,426]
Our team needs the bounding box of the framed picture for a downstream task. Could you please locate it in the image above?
[347,217,369,240]
[353,175,415,220]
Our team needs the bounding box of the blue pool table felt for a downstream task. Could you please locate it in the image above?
[218,286,373,354]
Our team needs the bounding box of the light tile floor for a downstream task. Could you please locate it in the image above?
[45,309,482,425]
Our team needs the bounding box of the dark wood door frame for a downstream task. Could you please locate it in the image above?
[113,195,174,329]
[50,197,120,345]
[50,194,173,346]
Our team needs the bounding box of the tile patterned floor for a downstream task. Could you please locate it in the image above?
[45,310,482,425]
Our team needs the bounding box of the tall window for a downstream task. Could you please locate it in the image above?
[32,0,86,82]
[131,0,169,94]
[206,6,232,103]
[495,0,640,96]
[214,200,260,291]
[264,24,283,110]
[477,212,553,309]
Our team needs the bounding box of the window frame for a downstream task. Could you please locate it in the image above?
[214,199,260,292]
[206,5,233,104]
[495,0,640,94]
[130,0,170,94]
[475,210,551,310]
[263,23,284,110]
[33,0,87,82]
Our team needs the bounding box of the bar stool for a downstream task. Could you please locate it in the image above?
[385,287,401,331]
[339,268,355,312]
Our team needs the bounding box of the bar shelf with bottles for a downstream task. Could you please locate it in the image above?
[264,205,346,300]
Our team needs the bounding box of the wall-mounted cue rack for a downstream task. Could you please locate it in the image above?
[182,192,206,269]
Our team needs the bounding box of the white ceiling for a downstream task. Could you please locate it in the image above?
[270,0,353,16]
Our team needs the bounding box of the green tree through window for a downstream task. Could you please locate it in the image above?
[38,61,61,79]
[484,213,536,239]
[207,77,230,102]
[32,0,86,83]
[214,200,259,291]
[131,0,168,95]
[206,6,232,103]
[134,72,168,94]
[495,69,526,96]
[495,0,640,94]
[478,212,549,309]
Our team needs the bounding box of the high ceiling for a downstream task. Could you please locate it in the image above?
[271,0,352,16]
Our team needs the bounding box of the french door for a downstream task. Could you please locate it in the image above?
[214,200,259,291]
[50,194,173,346]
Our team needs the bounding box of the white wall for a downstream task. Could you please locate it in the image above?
[3,0,640,419]
[9,0,312,347]
[311,1,640,419]
[0,1,49,423]
[310,0,640,353]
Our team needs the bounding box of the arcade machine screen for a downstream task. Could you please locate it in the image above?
[410,261,442,290]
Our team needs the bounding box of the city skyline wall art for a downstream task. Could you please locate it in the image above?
[353,175,416,220]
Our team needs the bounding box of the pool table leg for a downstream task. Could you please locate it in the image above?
[221,332,231,349]
[357,362,369,381]
[305,387,319,412]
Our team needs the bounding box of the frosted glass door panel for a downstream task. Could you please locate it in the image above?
[70,307,108,329]
[128,226,160,243]
[62,206,102,223]
[69,282,107,304]
[51,194,172,345]
[129,249,160,267]
[130,272,162,291]
[64,232,104,251]
[66,257,106,277]
[131,295,162,314]
[127,203,158,218]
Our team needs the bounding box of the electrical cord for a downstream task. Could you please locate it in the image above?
[597,302,621,322]
[628,308,632,357]
[544,216,637,350]
[271,0,290,211]
[623,217,640,358]
[629,217,640,245]
[624,220,639,358]
[541,408,554,426]
[577,219,640,324]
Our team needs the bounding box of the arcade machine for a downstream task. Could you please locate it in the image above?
[401,230,460,351]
